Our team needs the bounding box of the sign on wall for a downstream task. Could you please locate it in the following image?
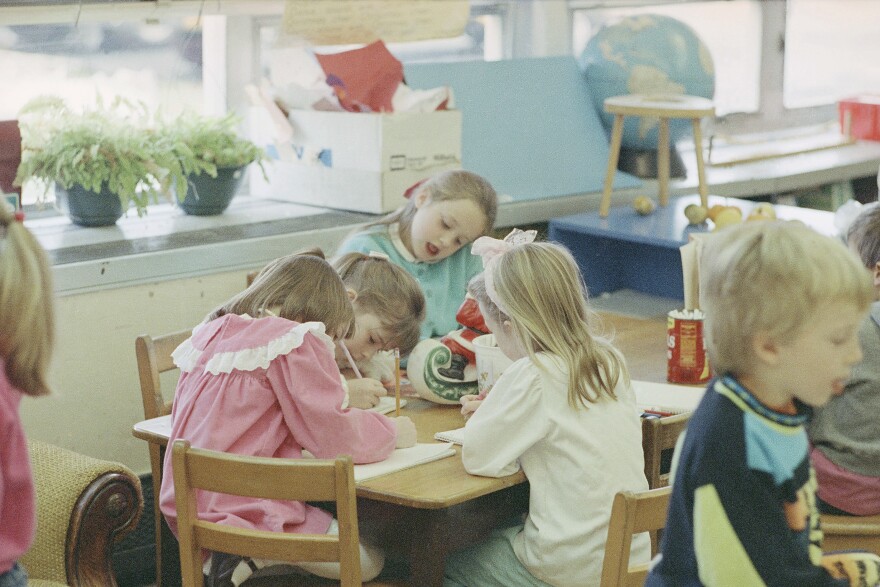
[282,0,469,45]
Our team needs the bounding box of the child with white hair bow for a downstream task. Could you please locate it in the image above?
[444,230,650,587]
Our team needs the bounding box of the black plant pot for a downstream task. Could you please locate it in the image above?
[180,166,246,216]
[55,183,124,227]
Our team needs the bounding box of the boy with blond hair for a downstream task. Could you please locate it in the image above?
[646,220,880,586]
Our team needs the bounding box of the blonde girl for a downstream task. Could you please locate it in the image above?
[444,234,649,587]
[160,249,416,585]
[0,205,55,587]
[336,170,497,339]
[332,252,426,408]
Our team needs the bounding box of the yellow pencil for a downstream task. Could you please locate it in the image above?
[394,348,401,417]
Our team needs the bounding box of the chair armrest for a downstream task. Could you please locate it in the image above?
[21,440,143,587]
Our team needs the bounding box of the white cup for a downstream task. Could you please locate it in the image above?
[473,334,514,396]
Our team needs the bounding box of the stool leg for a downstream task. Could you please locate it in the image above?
[657,118,670,207]
[692,118,709,208]
[600,114,625,217]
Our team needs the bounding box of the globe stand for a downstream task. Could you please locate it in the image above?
[617,146,687,180]
[599,94,715,218]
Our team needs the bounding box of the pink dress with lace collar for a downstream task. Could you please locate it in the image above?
[158,314,397,537]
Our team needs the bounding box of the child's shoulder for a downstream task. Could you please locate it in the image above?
[192,316,333,363]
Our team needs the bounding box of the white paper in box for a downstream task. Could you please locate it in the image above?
[249,108,462,213]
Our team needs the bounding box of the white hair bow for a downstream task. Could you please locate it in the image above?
[471,228,537,315]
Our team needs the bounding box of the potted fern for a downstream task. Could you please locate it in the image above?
[14,96,182,226]
[161,112,266,215]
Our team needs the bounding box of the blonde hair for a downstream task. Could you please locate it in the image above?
[0,205,55,396]
[366,170,498,238]
[847,202,880,269]
[700,220,874,376]
[468,242,628,408]
[208,248,355,339]
[332,253,426,355]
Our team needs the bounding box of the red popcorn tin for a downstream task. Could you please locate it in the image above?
[667,310,710,384]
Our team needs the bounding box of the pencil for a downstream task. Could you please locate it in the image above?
[394,348,401,417]
[338,340,362,379]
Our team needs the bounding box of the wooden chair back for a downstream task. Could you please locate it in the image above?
[641,412,691,489]
[821,513,880,555]
[134,329,191,586]
[171,439,362,587]
[600,486,672,587]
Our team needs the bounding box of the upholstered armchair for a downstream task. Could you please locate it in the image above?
[20,440,143,587]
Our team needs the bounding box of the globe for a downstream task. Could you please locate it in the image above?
[579,14,715,151]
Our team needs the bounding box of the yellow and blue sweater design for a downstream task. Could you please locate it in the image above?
[645,375,846,587]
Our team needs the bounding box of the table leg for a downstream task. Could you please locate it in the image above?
[691,118,709,208]
[361,484,529,587]
[160,515,182,587]
[600,114,625,217]
[155,444,182,587]
[657,118,670,207]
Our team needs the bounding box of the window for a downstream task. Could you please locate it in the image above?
[784,0,880,108]
[0,19,204,120]
[1,16,207,205]
[570,1,762,118]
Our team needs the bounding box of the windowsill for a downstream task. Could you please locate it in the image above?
[33,196,373,296]
[30,138,880,297]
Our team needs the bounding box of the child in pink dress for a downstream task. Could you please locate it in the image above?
[0,205,55,587]
[159,250,417,586]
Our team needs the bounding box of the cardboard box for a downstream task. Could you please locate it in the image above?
[250,108,462,213]
[839,96,880,141]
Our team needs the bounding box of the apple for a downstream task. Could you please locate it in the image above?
[713,207,743,231]
[633,196,656,215]
[684,204,709,224]
[747,202,777,222]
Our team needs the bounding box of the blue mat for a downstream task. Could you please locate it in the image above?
[404,56,641,202]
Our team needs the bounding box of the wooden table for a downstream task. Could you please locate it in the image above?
[131,312,673,586]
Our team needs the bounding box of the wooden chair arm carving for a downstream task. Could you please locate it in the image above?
[22,440,144,587]
[67,470,143,586]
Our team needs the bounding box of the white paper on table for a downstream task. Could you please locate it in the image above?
[135,398,406,442]
[370,396,407,415]
[353,443,456,482]
[632,380,707,415]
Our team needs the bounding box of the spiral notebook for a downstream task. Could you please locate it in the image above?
[433,427,466,446]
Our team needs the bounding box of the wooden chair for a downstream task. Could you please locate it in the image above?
[821,514,880,556]
[171,439,362,587]
[641,412,691,489]
[135,329,192,586]
[600,486,672,587]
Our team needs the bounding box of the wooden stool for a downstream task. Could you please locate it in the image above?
[600,94,715,217]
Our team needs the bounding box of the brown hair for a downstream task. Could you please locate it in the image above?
[332,252,426,355]
[0,205,55,396]
[847,202,880,269]
[365,170,498,239]
[208,248,355,339]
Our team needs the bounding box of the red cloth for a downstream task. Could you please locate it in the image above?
[315,40,403,113]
